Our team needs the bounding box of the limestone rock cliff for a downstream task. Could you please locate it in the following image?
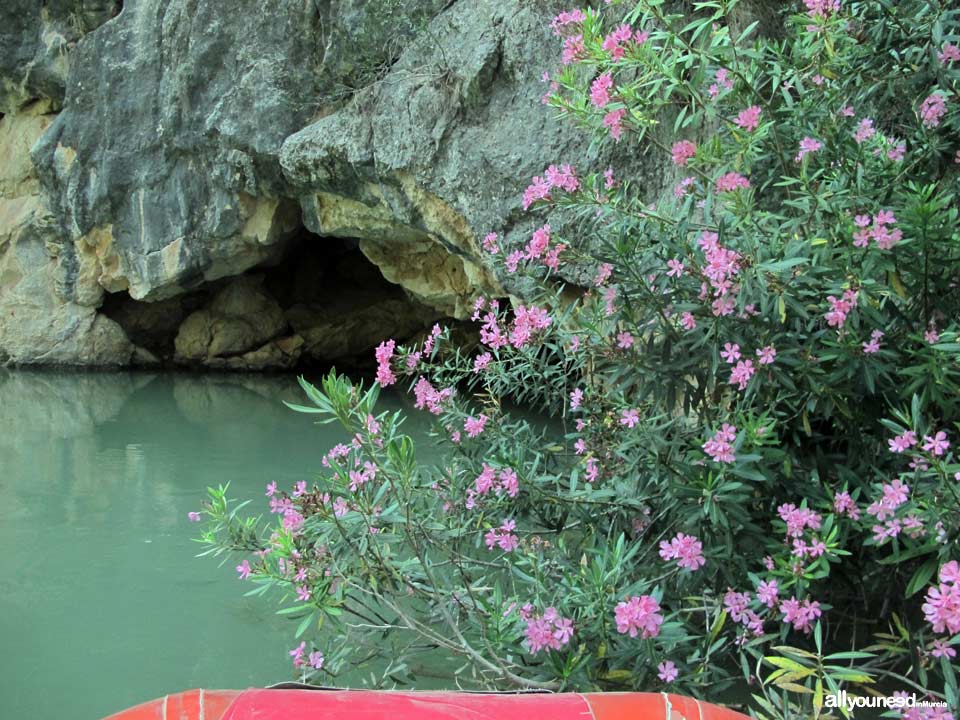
[0,0,665,368]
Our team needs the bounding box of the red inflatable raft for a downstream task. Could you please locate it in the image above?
[103,688,750,720]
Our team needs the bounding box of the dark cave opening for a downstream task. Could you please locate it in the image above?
[100,227,446,371]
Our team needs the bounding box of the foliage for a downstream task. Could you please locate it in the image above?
[197,0,960,717]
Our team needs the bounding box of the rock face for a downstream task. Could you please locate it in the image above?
[0,0,669,368]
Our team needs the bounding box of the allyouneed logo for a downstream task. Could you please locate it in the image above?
[824,690,949,712]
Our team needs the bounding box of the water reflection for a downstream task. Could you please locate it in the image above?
[0,370,434,720]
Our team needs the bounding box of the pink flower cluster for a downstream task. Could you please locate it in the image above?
[659,532,706,571]
[289,642,325,670]
[833,490,861,520]
[614,595,664,638]
[510,305,552,349]
[703,423,736,463]
[939,43,960,66]
[485,518,519,552]
[724,589,765,636]
[920,93,948,128]
[924,561,960,636]
[734,105,761,131]
[803,0,839,19]
[590,72,614,108]
[715,172,751,193]
[464,414,488,438]
[778,503,822,539]
[348,460,377,492]
[601,23,648,61]
[824,289,858,329]
[697,231,742,316]
[708,68,734,98]
[523,606,574,653]
[671,140,697,166]
[795,136,822,162]
[375,340,396,387]
[522,164,579,210]
[854,117,875,144]
[852,210,901,249]
[413,377,454,415]
[781,596,822,633]
[549,9,586,35]
[862,329,884,354]
[467,464,520,508]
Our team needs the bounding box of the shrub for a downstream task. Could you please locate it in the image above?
[197,0,960,716]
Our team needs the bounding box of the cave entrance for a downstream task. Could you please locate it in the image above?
[101,226,446,371]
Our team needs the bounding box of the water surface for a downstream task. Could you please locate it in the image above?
[0,370,435,720]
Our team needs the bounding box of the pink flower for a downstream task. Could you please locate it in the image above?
[666,258,685,277]
[289,642,306,667]
[561,35,585,66]
[795,136,822,162]
[889,430,918,453]
[595,262,614,287]
[482,232,499,254]
[931,639,957,659]
[413,377,453,415]
[674,176,695,198]
[734,105,762,131]
[550,9,586,35]
[923,431,950,456]
[187,511,201,522]
[570,387,583,410]
[525,224,551,259]
[863,329,883,354]
[703,424,737,464]
[485,519,519,553]
[464,414,488,438]
[266,481,277,497]
[887,141,906,162]
[834,491,860,520]
[923,582,960,634]
[941,561,960,585]
[590,72,614,108]
[603,108,627,141]
[604,167,616,189]
[296,584,311,602]
[510,305,552,349]
[854,118,875,144]
[236,559,252,580]
[522,176,551,210]
[602,23,635,61]
[375,340,397,387]
[585,457,600,483]
[473,352,492,373]
[658,661,679,682]
[939,43,960,65]
[778,503,822,538]
[920,93,948,128]
[620,408,640,428]
[757,580,779,608]
[729,359,756,391]
[781,597,822,633]
[715,172,750,193]
[824,290,858,328]
[720,342,741,363]
[614,595,664,638]
[659,533,706,571]
[524,608,574,653]
[544,164,581,192]
[680,312,696,330]
[308,650,325,669]
[616,331,634,349]
[671,140,697,166]
[756,345,776,365]
[925,327,941,344]
[803,0,839,19]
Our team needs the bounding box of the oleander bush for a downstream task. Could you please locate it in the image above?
[196,1,960,717]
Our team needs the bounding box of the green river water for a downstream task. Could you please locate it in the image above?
[0,370,439,720]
